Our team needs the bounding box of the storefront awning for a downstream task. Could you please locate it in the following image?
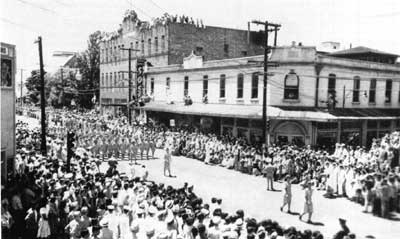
[143,101,262,119]
[143,101,338,121]
[277,106,400,120]
[329,108,400,120]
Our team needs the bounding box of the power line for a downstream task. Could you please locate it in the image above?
[16,0,57,14]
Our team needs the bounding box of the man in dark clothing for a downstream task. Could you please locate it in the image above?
[333,218,350,239]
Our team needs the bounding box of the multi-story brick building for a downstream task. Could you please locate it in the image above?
[99,11,264,114]
[1,42,16,180]
[141,42,400,149]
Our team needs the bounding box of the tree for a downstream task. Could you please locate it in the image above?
[25,70,52,105]
[75,30,102,109]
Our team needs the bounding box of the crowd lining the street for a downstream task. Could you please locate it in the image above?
[3,108,399,239]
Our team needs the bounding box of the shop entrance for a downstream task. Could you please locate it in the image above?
[274,121,306,146]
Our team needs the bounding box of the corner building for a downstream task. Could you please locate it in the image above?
[142,42,400,149]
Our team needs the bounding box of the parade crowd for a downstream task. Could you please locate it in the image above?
[2,108,399,239]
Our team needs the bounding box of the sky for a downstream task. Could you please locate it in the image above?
[1,0,400,95]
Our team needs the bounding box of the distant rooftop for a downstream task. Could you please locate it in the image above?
[329,46,398,57]
[328,46,398,64]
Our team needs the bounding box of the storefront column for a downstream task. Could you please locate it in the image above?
[337,120,342,143]
[233,118,238,137]
[361,120,367,146]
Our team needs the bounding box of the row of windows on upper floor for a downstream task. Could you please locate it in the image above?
[100,71,400,104]
[101,35,166,63]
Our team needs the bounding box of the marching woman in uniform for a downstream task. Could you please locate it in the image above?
[132,138,139,164]
[164,147,172,177]
[280,176,293,213]
[139,136,145,161]
[150,135,156,159]
[299,181,314,223]
[143,136,150,160]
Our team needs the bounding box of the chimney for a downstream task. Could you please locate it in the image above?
[291,41,296,47]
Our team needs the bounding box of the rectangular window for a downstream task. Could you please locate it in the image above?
[203,75,208,97]
[121,44,124,59]
[369,79,376,103]
[114,72,117,92]
[220,74,226,98]
[105,73,108,91]
[148,39,152,55]
[105,48,108,62]
[385,79,392,103]
[224,44,229,57]
[237,73,244,98]
[121,73,124,92]
[141,40,145,55]
[184,76,189,96]
[161,35,165,51]
[196,46,203,54]
[154,37,158,53]
[114,46,117,62]
[101,73,104,87]
[135,41,139,56]
[251,73,259,98]
[150,78,154,94]
[398,84,400,103]
[241,51,247,56]
[352,76,360,102]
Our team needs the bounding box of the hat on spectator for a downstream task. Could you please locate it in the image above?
[130,220,140,233]
[107,205,114,210]
[100,219,108,227]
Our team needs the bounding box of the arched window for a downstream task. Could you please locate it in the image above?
[284,70,299,100]
[237,73,244,98]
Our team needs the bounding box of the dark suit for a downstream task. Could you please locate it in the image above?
[24,209,38,239]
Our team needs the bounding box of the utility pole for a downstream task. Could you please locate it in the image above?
[120,47,140,125]
[251,20,281,146]
[20,69,24,108]
[35,36,47,156]
[60,67,64,106]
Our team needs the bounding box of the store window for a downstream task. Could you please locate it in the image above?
[237,73,244,98]
[220,74,226,98]
[251,73,258,98]
[284,70,299,100]
[352,76,360,102]
[385,79,392,103]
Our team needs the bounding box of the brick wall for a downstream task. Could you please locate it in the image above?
[168,23,264,65]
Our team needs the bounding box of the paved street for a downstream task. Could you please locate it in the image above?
[107,152,400,239]
[18,116,399,239]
